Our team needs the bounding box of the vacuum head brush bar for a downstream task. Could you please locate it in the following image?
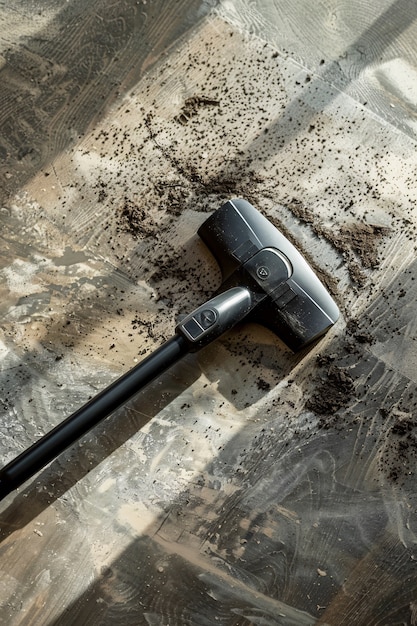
[0,199,339,501]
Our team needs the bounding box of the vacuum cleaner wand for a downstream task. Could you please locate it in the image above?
[0,199,339,501]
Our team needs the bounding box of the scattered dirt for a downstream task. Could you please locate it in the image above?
[339,223,390,269]
[95,180,109,203]
[175,95,220,125]
[257,378,271,391]
[153,182,191,216]
[131,316,166,343]
[117,198,157,239]
[142,111,265,209]
[379,409,417,485]
[305,364,355,418]
[346,318,374,345]
[287,198,389,285]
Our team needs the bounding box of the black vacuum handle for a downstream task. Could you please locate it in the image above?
[0,336,188,500]
[0,288,256,500]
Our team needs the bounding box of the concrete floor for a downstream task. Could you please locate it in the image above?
[1,1,417,624]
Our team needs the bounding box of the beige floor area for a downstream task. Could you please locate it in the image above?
[1,1,417,624]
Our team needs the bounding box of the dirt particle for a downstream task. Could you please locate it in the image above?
[117,198,157,238]
[306,365,355,417]
[175,95,220,125]
[379,409,417,485]
[346,318,374,345]
[257,378,271,391]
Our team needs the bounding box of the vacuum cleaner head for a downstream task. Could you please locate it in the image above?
[195,198,339,351]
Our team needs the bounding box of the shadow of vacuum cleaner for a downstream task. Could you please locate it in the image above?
[0,199,339,501]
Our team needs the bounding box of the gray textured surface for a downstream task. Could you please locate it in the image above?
[1,1,417,624]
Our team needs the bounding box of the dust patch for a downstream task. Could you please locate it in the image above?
[339,223,390,269]
[287,199,390,286]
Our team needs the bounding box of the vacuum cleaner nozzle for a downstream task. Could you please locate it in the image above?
[178,198,339,351]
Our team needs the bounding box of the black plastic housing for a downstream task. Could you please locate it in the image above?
[198,199,339,351]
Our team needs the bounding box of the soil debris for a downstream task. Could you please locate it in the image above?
[339,223,389,269]
[286,198,389,284]
[257,378,271,391]
[118,198,157,238]
[315,353,336,367]
[379,409,417,485]
[154,181,190,216]
[175,95,220,125]
[306,365,355,417]
[144,111,264,211]
[346,318,374,345]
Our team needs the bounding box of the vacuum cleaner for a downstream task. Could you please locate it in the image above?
[0,199,339,500]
